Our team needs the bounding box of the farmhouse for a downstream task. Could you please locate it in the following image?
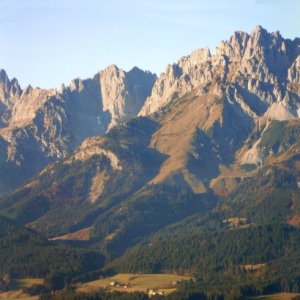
[148,289,164,297]
[110,281,127,288]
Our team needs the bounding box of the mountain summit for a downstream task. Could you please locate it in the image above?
[0,66,155,194]
[0,26,299,196]
[140,26,300,116]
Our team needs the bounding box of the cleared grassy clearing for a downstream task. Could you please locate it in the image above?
[76,273,192,295]
[0,290,39,299]
[0,278,43,300]
[250,293,300,299]
[49,227,91,241]
[17,278,44,289]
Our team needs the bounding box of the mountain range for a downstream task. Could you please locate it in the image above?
[0,65,156,195]
[1,26,300,298]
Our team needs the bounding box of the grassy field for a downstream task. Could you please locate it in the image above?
[76,273,192,295]
[0,278,43,300]
[50,227,91,241]
[250,293,300,299]
[17,278,44,289]
[0,290,39,300]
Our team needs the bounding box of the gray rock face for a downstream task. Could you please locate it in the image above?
[288,55,300,83]
[1,26,300,246]
[0,66,156,195]
[1,26,299,196]
[140,26,300,117]
[99,65,156,129]
[0,69,22,127]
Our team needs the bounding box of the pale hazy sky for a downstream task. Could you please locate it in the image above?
[0,0,299,88]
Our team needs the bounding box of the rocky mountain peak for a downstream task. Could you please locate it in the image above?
[0,69,22,111]
[0,69,21,93]
[99,64,124,81]
[246,25,277,51]
[69,78,84,92]
[99,65,156,128]
[140,26,300,117]
[288,55,300,83]
[179,48,211,70]
[0,26,299,198]
[128,66,150,75]
[251,24,268,37]
[0,69,8,82]
[216,31,249,58]
[21,85,33,96]
[127,66,157,83]
[104,63,119,72]
[0,64,156,195]
[10,87,57,126]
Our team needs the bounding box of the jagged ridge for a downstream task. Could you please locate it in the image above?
[0,66,156,195]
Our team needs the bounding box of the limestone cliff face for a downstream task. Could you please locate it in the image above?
[140,26,300,118]
[137,26,300,194]
[100,65,156,128]
[0,66,155,195]
[1,26,300,197]
[2,26,300,244]
[288,55,300,83]
[0,69,22,127]
[139,48,213,115]
[10,86,57,126]
[0,70,22,108]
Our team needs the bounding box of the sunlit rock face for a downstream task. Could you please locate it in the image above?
[0,66,155,195]
[0,69,22,127]
[1,26,300,196]
[1,26,300,248]
[140,26,300,118]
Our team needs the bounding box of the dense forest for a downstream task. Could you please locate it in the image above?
[0,215,104,290]
[108,165,300,298]
[1,162,300,299]
[112,223,300,296]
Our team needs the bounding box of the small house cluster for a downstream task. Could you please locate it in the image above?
[148,289,164,297]
[110,281,128,289]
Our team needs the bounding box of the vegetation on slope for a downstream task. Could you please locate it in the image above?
[0,216,104,283]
